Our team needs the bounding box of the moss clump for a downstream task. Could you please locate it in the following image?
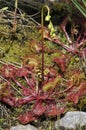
[0,20,40,64]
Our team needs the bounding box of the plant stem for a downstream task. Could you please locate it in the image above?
[41,5,50,83]
[13,0,18,32]
[41,6,44,82]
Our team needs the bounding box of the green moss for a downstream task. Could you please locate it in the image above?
[77,95,86,110]
[0,22,40,64]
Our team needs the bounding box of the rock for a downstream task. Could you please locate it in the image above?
[10,124,38,130]
[55,111,86,129]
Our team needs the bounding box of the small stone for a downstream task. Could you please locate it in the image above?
[10,124,38,130]
[55,111,86,129]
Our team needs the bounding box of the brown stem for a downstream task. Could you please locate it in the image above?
[12,0,18,32]
[41,26,44,82]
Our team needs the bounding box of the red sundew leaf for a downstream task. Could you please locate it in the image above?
[22,77,36,91]
[54,56,66,72]
[21,87,32,96]
[45,67,57,78]
[33,101,46,116]
[80,48,86,62]
[13,78,33,96]
[18,111,37,124]
[1,97,15,106]
[13,78,35,96]
[0,65,17,78]
[80,82,86,93]
[15,96,36,107]
[16,67,31,77]
[45,104,65,116]
[66,82,86,104]
[27,78,36,88]
[0,65,32,78]
[66,91,80,104]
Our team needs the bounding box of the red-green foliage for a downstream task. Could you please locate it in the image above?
[0,61,86,124]
[0,16,86,124]
[0,64,65,124]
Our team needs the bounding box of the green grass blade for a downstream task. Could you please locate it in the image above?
[71,0,86,18]
[82,0,86,7]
